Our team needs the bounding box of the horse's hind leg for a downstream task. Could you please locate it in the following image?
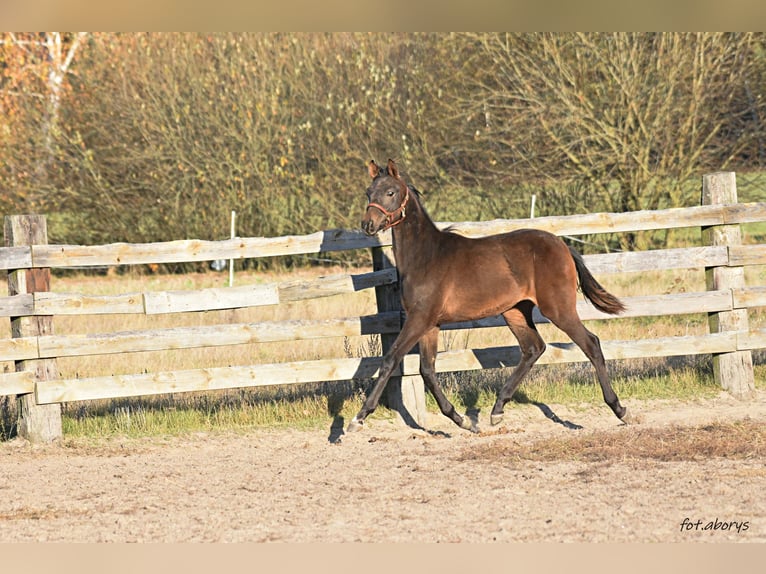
[490,302,546,426]
[545,310,628,422]
[419,327,475,431]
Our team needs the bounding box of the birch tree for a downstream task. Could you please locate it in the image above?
[0,32,87,208]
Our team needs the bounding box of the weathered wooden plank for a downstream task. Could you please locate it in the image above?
[574,290,732,320]
[143,269,393,314]
[733,286,766,309]
[425,333,739,373]
[0,204,738,272]
[35,358,387,404]
[443,290,732,330]
[602,332,738,361]
[36,313,401,358]
[1,292,144,318]
[30,229,389,269]
[722,202,766,225]
[0,246,32,270]
[440,204,727,238]
[0,289,739,364]
[33,291,145,315]
[2,292,731,362]
[0,293,35,317]
[3,291,732,363]
[738,328,766,351]
[35,332,741,405]
[0,337,39,361]
[6,202,765,271]
[729,245,766,267]
[0,370,35,396]
[582,246,727,275]
[1,270,395,318]
[278,268,398,302]
[441,203,766,237]
[144,283,279,314]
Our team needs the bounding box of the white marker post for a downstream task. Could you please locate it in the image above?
[229,210,236,287]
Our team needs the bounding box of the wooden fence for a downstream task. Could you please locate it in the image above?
[1,171,764,442]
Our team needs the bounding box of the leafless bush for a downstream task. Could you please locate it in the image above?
[2,33,765,254]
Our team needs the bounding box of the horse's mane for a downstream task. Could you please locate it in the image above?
[407,184,423,199]
[407,184,466,237]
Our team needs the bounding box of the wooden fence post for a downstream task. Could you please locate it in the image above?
[701,172,756,399]
[4,214,63,442]
[371,245,427,427]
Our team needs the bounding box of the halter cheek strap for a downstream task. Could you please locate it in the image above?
[366,184,410,231]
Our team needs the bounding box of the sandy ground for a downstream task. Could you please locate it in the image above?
[1,390,765,543]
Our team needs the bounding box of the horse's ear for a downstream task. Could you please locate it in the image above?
[387,158,399,179]
[368,160,380,179]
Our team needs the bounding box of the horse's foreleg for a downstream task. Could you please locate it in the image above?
[418,327,476,432]
[345,353,400,433]
[346,317,429,433]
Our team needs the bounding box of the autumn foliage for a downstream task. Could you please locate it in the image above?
[2,33,766,255]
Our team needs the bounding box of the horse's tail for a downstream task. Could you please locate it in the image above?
[569,246,625,315]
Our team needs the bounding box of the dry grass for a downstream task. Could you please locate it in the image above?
[461,419,766,464]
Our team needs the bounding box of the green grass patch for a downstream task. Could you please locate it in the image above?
[62,385,361,437]
[60,383,368,439]
[56,354,764,440]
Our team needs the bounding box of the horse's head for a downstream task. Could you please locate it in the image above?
[361,158,410,236]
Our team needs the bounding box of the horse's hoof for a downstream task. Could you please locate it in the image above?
[619,408,636,425]
[490,413,503,426]
[346,418,364,433]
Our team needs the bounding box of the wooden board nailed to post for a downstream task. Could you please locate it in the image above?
[4,214,63,442]
[701,172,755,400]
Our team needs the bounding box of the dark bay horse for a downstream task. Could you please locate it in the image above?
[347,159,630,433]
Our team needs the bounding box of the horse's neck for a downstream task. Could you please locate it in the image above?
[392,194,441,273]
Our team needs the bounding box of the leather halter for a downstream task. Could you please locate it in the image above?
[365,181,410,232]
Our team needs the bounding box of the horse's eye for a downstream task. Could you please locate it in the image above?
[387,191,395,197]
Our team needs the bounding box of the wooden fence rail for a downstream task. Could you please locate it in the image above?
[1,172,763,441]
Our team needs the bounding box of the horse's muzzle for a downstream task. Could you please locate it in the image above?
[362,208,386,235]
[361,218,379,236]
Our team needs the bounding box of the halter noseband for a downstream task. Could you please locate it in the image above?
[366,181,410,232]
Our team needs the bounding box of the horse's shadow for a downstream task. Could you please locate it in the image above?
[459,381,583,431]
[512,390,583,430]
[327,392,453,442]
[327,393,346,443]
[326,381,583,443]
